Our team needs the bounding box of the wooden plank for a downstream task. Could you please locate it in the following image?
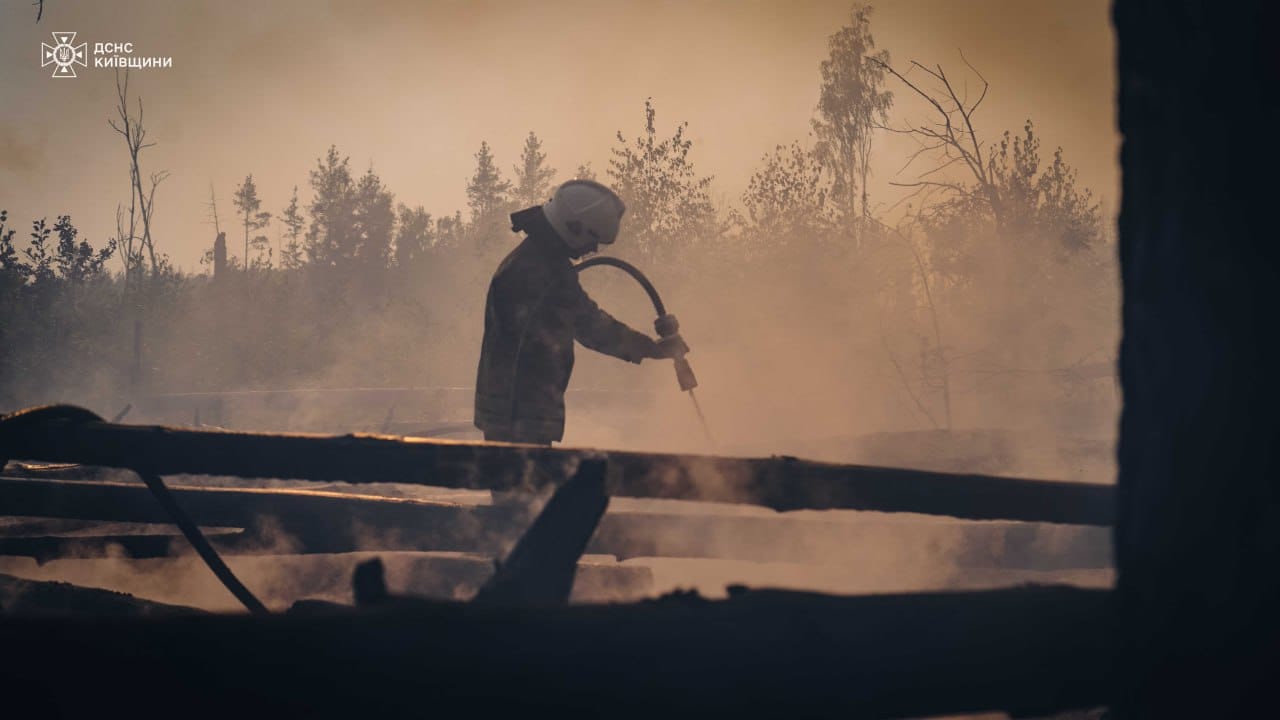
[0,476,514,555]
[0,476,1112,568]
[0,419,1114,525]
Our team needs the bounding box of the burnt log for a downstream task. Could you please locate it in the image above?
[0,475,512,555]
[0,417,1114,525]
[0,476,1112,569]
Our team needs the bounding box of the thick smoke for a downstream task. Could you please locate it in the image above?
[0,0,1117,607]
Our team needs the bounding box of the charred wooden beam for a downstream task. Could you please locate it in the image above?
[0,418,1114,525]
[0,476,517,555]
[0,476,1112,568]
[475,459,610,604]
[0,584,1114,718]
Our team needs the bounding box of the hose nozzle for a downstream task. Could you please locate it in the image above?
[673,356,698,392]
[655,313,698,391]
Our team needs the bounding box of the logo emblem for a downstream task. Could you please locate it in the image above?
[41,32,87,78]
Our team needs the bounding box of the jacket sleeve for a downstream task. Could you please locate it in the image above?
[568,275,658,363]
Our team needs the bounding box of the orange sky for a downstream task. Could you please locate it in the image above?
[0,0,1116,269]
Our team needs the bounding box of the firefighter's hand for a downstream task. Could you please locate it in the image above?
[653,333,690,360]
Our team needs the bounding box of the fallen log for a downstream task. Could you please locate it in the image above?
[0,584,1114,718]
[0,416,1114,525]
[0,475,513,554]
[0,476,1113,569]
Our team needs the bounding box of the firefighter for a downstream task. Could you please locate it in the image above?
[474,180,687,444]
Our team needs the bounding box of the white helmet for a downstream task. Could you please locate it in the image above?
[542,180,626,251]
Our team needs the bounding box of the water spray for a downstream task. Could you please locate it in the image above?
[575,256,715,446]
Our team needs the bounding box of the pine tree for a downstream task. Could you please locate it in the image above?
[280,186,305,270]
[466,141,512,221]
[233,174,272,269]
[511,131,557,208]
[306,146,356,268]
[351,167,395,269]
[465,141,513,252]
[436,211,465,249]
[394,204,434,268]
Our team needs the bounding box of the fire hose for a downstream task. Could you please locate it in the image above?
[508,255,714,446]
[0,404,269,614]
[573,257,715,446]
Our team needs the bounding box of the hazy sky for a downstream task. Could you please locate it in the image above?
[0,0,1116,270]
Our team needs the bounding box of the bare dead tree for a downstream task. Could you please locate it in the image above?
[880,332,940,429]
[205,183,221,235]
[144,169,169,264]
[868,53,1002,228]
[871,216,953,430]
[112,203,138,287]
[108,70,168,281]
[869,53,1014,406]
[903,228,952,429]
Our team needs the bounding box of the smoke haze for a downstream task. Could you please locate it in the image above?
[0,0,1116,270]
[1,1,1119,607]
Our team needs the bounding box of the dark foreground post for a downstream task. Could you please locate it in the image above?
[1115,1,1280,716]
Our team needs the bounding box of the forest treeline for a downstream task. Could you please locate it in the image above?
[0,5,1116,438]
